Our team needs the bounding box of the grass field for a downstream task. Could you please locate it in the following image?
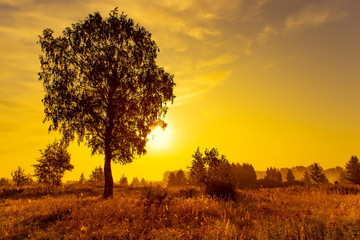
[1,184,360,239]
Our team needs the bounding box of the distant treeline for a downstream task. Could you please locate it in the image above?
[2,144,359,198]
[162,150,360,198]
[0,165,158,188]
[163,164,348,188]
[256,166,344,183]
[0,162,353,189]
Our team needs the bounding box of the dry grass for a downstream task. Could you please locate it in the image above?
[1,184,360,239]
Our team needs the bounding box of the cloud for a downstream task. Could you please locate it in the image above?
[174,70,231,106]
[0,99,23,109]
[261,63,275,71]
[236,34,253,55]
[285,4,349,31]
[193,0,270,22]
[187,27,220,40]
[196,54,239,69]
[1,0,353,113]
[143,0,195,12]
[257,25,277,44]
[0,97,43,135]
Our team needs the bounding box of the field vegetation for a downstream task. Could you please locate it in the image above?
[2,152,360,239]
[1,183,360,239]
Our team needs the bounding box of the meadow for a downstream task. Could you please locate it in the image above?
[1,184,360,239]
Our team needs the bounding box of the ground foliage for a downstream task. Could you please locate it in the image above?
[1,184,360,239]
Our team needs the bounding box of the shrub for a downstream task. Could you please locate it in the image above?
[205,181,236,200]
[283,180,305,187]
[178,187,201,198]
[257,178,283,188]
[0,178,11,187]
[0,184,101,199]
[140,186,168,207]
[322,184,360,195]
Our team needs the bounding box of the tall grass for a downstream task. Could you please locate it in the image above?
[1,184,360,239]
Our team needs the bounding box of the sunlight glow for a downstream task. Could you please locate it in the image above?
[147,126,172,150]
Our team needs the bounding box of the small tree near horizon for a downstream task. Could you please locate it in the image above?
[89,166,104,186]
[0,177,11,187]
[79,173,86,184]
[189,147,235,199]
[175,169,186,186]
[188,147,206,185]
[38,8,175,198]
[33,141,74,186]
[140,178,147,186]
[167,172,177,186]
[286,169,295,183]
[231,163,257,188]
[120,174,128,186]
[130,177,140,187]
[167,170,187,187]
[309,163,328,184]
[11,166,30,187]
[302,171,312,185]
[265,167,282,183]
[345,156,360,184]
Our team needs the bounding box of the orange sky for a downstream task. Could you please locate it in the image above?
[0,0,359,182]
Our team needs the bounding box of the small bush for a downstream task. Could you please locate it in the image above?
[205,181,236,200]
[322,184,360,195]
[0,184,101,199]
[283,180,305,187]
[257,178,283,188]
[140,186,168,207]
[178,187,200,198]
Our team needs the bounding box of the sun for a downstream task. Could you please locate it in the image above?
[147,125,172,150]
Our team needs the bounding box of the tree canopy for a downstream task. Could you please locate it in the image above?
[38,8,175,198]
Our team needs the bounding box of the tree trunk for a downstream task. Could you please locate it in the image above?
[103,139,113,198]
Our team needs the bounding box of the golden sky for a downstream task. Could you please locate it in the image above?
[0,0,359,181]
